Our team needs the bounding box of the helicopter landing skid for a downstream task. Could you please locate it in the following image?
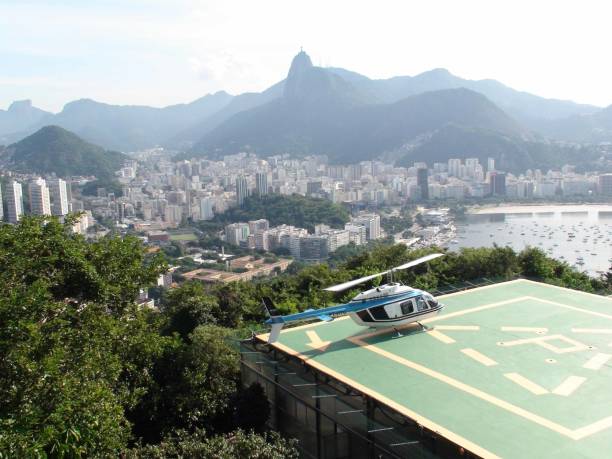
[418,321,433,332]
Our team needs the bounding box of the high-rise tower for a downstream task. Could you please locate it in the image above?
[48,178,69,216]
[29,178,51,216]
[6,181,24,223]
[236,175,249,206]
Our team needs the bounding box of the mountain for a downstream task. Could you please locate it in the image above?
[4,125,126,179]
[5,52,606,152]
[535,105,612,143]
[188,51,528,164]
[45,91,234,151]
[2,92,234,152]
[327,67,600,126]
[0,100,52,142]
[170,53,373,149]
[167,82,284,149]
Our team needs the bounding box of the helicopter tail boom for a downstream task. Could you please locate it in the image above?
[268,320,285,343]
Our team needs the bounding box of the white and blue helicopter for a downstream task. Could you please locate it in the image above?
[264,253,445,343]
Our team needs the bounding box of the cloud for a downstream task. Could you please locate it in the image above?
[187,52,268,95]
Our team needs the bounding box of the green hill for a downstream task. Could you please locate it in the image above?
[214,194,349,231]
[7,125,126,179]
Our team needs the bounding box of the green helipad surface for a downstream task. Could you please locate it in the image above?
[263,280,612,459]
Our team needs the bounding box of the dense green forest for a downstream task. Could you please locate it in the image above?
[80,177,124,197]
[205,193,350,232]
[6,125,126,180]
[0,216,296,457]
[1,216,610,456]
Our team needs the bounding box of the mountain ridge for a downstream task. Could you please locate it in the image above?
[2,52,610,151]
[188,56,530,165]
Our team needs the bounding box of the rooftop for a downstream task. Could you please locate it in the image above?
[259,279,612,459]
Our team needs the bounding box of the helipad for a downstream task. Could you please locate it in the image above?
[259,279,612,458]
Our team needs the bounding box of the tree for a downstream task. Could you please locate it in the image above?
[126,429,298,459]
[211,283,263,328]
[161,281,218,340]
[211,194,349,232]
[518,247,555,279]
[0,216,168,457]
[128,325,240,442]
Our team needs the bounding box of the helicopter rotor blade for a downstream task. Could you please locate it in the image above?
[323,253,444,293]
[393,253,445,271]
[323,271,389,292]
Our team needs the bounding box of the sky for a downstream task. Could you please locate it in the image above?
[2,0,612,113]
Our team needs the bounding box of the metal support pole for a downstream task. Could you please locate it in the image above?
[315,372,322,459]
[366,397,376,458]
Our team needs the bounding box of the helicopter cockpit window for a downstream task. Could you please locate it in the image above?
[423,293,438,308]
[415,296,428,311]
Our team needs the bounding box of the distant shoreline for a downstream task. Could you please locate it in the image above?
[468,203,612,215]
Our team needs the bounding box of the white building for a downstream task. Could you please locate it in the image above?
[225,222,250,246]
[562,179,591,196]
[535,182,556,198]
[326,229,351,252]
[28,178,51,216]
[351,214,381,240]
[248,219,270,233]
[199,197,215,220]
[164,205,183,224]
[236,175,249,206]
[48,178,69,216]
[345,223,367,245]
[72,211,92,235]
[448,158,461,177]
[255,172,268,196]
[254,230,270,251]
[465,158,479,178]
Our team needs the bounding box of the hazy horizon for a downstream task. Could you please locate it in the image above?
[2,0,612,112]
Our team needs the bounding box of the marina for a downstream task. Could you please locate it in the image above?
[452,205,612,276]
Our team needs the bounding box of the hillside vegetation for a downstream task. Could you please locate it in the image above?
[7,125,126,179]
[214,194,350,231]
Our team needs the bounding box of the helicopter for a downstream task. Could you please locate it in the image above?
[263,253,445,343]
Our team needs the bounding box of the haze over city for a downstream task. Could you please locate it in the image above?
[2,0,612,111]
